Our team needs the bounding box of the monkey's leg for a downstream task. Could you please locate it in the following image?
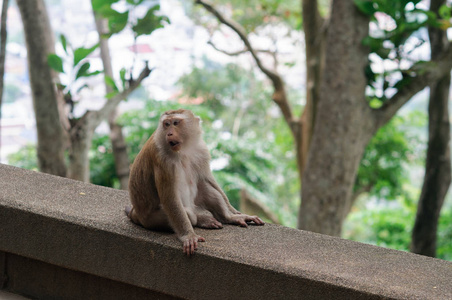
[194,207,223,229]
[196,181,237,224]
[126,205,173,231]
[206,177,240,214]
[197,181,265,227]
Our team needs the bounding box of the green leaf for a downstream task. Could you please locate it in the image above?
[132,6,169,37]
[354,0,377,16]
[92,0,119,12]
[362,36,384,53]
[392,74,413,90]
[106,91,118,99]
[368,97,383,109]
[76,84,89,94]
[107,10,129,34]
[119,68,127,89]
[75,62,91,79]
[126,0,145,4]
[376,47,391,59]
[60,34,68,54]
[86,70,102,77]
[439,4,451,20]
[73,43,98,67]
[47,54,64,73]
[105,75,119,92]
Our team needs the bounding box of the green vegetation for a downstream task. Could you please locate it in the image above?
[344,194,452,261]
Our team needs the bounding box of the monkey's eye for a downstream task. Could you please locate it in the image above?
[164,121,170,128]
[173,120,180,126]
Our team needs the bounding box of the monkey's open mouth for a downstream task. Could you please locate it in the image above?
[169,141,181,150]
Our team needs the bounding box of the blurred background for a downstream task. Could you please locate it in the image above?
[0,0,451,260]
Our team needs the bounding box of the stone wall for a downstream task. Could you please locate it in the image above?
[0,164,451,299]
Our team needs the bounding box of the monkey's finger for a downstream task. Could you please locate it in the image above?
[214,221,223,229]
[184,240,194,256]
[198,236,206,242]
[191,240,197,254]
[239,220,248,227]
[248,216,265,225]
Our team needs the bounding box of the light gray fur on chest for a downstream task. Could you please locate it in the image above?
[176,160,198,208]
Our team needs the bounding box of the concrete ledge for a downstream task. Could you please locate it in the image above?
[0,163,451,299]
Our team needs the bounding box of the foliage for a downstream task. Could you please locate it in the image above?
[92,0,170,38]
[177,57,283,137]
[47,0,170,105]
[89,134,120,189]
[355,0,452,104]
[47,36,101,99]
[188,0,301,32]
[7,144,38,171]
[344,193,452,261]
[354,111,426,201]
[437,204,452,261]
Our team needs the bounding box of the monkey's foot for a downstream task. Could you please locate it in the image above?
[227,214,265,227]
[196,215,223,229]
[125,206,133,217]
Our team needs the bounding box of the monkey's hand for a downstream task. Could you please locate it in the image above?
[227,214,265,227]
[179,232,205,256]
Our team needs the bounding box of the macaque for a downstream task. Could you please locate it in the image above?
[126,109,264,255]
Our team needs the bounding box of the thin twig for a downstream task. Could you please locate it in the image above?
[207,40,274,56]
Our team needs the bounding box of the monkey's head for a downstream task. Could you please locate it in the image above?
[158,109,202,153]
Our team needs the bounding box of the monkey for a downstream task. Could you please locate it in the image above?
[126,109,264,256]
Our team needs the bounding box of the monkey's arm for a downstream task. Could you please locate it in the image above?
[155,169,205,255]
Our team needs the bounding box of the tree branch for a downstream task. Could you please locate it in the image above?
[373,45,452,129]
[196,0,295,128]
[90,64,153,129]
[207,40,274,56]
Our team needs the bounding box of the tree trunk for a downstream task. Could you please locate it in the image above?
[68,115,94,182]
[298,1,371,235]
[17,0,67,177]
[0,0,8,157]
[94,13,130,190]
[300,0,325,174]
[410,0,451,257]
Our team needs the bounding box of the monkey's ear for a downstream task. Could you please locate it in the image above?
[196,116,202,124]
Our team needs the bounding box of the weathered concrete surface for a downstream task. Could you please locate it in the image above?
[0,163,451,299]
[0,290,30,300]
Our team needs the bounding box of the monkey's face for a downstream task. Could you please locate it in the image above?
[162,117,185,152]
[159,109,202,153]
